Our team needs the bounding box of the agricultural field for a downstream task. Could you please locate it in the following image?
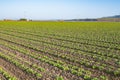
[0,21,120,80]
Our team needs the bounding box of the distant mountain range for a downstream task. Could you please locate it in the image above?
[97,15,120,22]
[103,15,120,18]
[64,15,120,22]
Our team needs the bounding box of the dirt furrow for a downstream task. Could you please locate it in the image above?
[0,57,35,80]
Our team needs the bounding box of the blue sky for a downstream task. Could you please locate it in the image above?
[0,0,120,20]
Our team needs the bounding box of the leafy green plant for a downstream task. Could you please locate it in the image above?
[100,76,108,80]
[56,76,64,80]
[84,75,91,80]
[0,67,17,80]
[91,78,99,80]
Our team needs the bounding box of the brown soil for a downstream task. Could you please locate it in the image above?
[0,74,6,80]
[0,58,35,80]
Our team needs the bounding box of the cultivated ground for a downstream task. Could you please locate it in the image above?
[0,21,120,80]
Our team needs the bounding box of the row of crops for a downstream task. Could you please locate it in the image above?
[0,21,120,80]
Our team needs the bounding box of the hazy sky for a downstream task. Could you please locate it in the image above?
[0,0,120,20]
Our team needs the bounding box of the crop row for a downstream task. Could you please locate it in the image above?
[0,66,17,80]
[0,36,114,80]
[4,28,120,48]
[0,51,42,79]
[1,29,120,53]
[0,38,106,80]
[0,46,45,73]
[0,31,119,73]
[1,30,120,62]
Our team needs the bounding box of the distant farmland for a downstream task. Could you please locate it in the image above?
[0,21,120,80]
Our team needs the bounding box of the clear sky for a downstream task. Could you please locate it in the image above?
[0,0,120,20]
